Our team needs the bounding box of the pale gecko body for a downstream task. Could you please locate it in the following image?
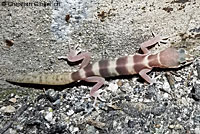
[7,36,191,104]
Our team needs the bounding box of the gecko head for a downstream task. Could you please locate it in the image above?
[177,48,193,66]
[159,48,193,68]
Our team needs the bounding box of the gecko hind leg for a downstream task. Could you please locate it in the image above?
[84,76,106,106]
[58,47,91,69]
[67,50,91,68]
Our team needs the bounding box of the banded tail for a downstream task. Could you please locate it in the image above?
[6,72,75,85]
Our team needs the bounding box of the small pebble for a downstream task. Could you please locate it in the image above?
[4,105,16,113]
[53,99,61,105]
[85,126,97,134]
[169,124,175,129]
[15,95,20,99]
[9,128,17,134]
[107,83,118,92]
[125,96,131,101]
[9,98,17,103]
[196,60,200,79]
[67,109,74,116]
[113,120,118,128]
[163,93,169,99]
[162,81,171,92]
[117,80,123,86]
[174,76,182,82]
[45,112,53,122]
[46,89,59,102]
[72,127,79,133]
[0,106,6,112]
[10,93,15,97]
[16,125,24,131]
[192,84,200,101]
[128,120,135,128]
[195,126,200,134]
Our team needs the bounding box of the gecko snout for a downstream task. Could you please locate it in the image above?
[178,48,193,65]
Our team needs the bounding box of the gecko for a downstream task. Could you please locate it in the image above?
[7,35,193,105]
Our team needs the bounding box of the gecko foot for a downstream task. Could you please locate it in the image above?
[58,44,82,60]
[152,32,168,45]
[150,72,162,85]
[85,89,106,107]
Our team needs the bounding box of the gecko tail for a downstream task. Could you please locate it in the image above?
[6,72,75,85]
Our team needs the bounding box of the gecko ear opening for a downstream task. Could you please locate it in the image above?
[178,48,186,64]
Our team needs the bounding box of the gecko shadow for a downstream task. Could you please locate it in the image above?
[7,80,80,91]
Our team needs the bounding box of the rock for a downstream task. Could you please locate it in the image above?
[45,111,53,122]
[49,123,67,133]
[195,126,200,134]
[67,109,74,116]
[72,127,79,133]
[125,96,131,101]
[196,60,200,80]
[53,99,61,105]
[174,76,182,82]
[192,84,200,101]
[9,128,17,134]
[128,120,135,128]
[85,126,96,134]
[107,83,118,92]
[9,98,17,103]
[151,104,166,116]
[0,106,6,112]
[46,89,60,102]
[4,105,16,113]
[163,93,169,99]
[162,81,171,93]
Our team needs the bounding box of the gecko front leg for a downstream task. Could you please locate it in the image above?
[138,35,168,84]
[139,68,155,84]
[140,35,168,54]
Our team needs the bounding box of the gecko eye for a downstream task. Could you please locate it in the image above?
[178,48,186,63]
[179,48,185,54]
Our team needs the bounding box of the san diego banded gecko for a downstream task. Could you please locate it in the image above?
[7,36,192,104]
